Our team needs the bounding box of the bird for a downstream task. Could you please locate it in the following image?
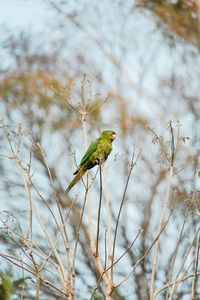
[65,130,116,193]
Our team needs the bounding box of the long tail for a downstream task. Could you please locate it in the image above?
[65,166,87,193]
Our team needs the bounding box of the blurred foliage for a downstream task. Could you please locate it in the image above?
[0,272,13,300]
[0,270,29,300]
[139,0,200,49]
[0,70,76,132]
[91,292,105,300]
[0,33,104,135]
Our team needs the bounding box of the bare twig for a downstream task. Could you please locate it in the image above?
[169,121,175,167]
[0,252,67,296]
[191,233,200,300]
[115,203,174,290]
[51,85,77,113]
[154,271,200,297]
[71,187,88,297]
[111,148,140,279]
[104,171,112,287]
[90,228,143,300]
[166,206,190,299]
[167,228,200,298]
[149,166,173,299]
[95,163,103,257]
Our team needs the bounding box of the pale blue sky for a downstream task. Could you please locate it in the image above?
[0,1,48,30]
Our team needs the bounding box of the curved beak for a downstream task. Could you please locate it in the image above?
[111,132,116,141]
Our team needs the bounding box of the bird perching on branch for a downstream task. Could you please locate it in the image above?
[65,130,116,193]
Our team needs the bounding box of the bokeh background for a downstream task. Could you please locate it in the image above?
[0,1,200,299]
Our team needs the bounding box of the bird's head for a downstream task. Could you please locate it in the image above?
[101,130,116,142]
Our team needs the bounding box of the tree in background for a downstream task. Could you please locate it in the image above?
[0,1,199,299]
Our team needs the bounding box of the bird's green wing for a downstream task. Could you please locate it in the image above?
[79,139,98,167]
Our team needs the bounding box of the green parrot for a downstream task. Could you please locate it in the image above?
[65,130,116,193]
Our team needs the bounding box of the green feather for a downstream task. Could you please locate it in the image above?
[74,140,98,173]
[65,130,116,193]
[65,165,87,193]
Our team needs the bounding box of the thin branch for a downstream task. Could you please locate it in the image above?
[51,85,77,113]
[87,94,110,114]
[191,233,200,300]
[147,125,170,163]
[165,206,190,299]
[154,271,200,297]
[104,230,108,270]
[0,252,67,297]
[31,200,69,295]
[167,228,200,298]
[111,148,140,279]
[95,163,103,257]
[104,171,112,286]
[91,228,143,299]
[115,203,174,289]
[71,187,88,297]
[35,142,70,244]
[149,165,173,299]
[169,121,175,167]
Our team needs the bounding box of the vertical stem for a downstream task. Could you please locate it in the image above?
[169,229,200,298]
[31,199,69,296]
[36,274,40,300]
[36,143,71,296]
[191,233,200,300]
[81,113,96,255]
[72,189,88,298]
[96,163,103,257]
[87,188,96,253]
[104,175,112,282]
[169,121,175,167]
[149,166,173,300]
[81,113,88,150]
[111,149,137,280]
[70,111,89,298]
[166,208,190,299]
[27,150,33,243]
